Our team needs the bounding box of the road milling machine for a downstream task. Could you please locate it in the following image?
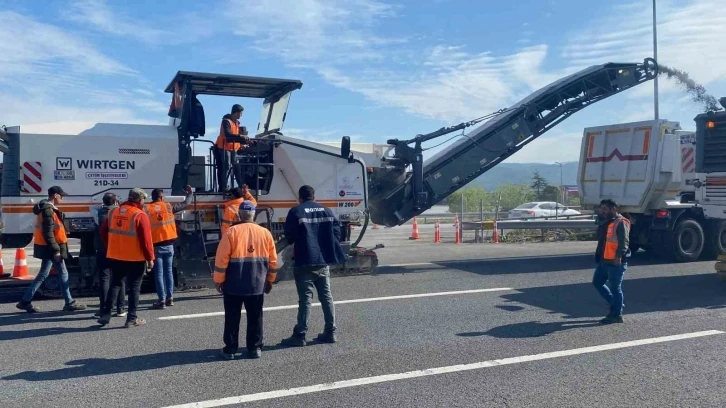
[0,58,658,297]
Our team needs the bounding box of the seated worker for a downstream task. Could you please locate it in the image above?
[221,185,258,235]
[215,104,251,192]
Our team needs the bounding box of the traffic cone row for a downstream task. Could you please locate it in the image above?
[409,217,420,240]
[12,248,34,280]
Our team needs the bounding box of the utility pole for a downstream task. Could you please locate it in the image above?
[555,162,564,217]
[653,0,659,120]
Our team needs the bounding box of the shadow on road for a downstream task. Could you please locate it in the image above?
[376,253,673,276]
[3,341,330,381]
[0,309,99,328]
[459,320,603,338]
[499,272,726,319]
[0,325,102,341]
[460,273,726,339]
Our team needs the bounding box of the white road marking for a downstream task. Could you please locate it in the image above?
[157,287,513,320]
[163,330,724,408]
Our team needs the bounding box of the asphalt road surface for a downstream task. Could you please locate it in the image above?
[2,225,726,407]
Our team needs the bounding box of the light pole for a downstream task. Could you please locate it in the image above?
[555,162,564,217]
[653,0,659,120]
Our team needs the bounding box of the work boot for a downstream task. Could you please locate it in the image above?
[97,314,111,326]
[16,301,40,313]
[220,350,235,360]
[316,331,337,344]
[93,310,102,318]
[248,348,262,359]
[281,333,306,347]
[63,300,87,311]
[165,298,174,307]
[151,300,166,310]
[600,315,624,324]
[124,318,146,328]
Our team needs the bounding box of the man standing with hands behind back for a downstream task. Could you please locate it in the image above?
[214,200,277,360]
[98,188,155,328]
[593,199,630,325]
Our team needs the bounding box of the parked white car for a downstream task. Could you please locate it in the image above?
[508,202,581,219]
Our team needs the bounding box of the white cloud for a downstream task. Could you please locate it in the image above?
[0,11,134,79]
[64,0,222,45]
[562,0,726,87]
[230,0,402,64]
[64,0,168,44]
[0,10,164,128]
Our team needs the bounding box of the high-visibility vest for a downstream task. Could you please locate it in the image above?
[221,197,245,236]
[33,211,68,246]
[603,217,630,260]
[107,204,146,262]
[221,195,258,235]
[145,201,178,244]
[216,118,242,151]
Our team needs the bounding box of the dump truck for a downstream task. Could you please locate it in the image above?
[577,97,726,262]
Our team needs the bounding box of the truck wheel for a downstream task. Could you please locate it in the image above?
[666,218,704,262]
[703,220,726,259]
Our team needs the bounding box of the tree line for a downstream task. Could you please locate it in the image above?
[444,170,580,213]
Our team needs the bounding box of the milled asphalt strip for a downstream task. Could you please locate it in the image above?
[158,287,514,320]
[162,330,724,408]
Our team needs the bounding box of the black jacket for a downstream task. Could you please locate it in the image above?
[94,204,118,255]
[32,200,69,260]
[284,200,346,267]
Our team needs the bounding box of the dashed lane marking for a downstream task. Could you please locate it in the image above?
[163,330,724,407]
[157,287,514,320]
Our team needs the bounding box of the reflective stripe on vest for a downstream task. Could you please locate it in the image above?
[145,202,178,243]
[603,217,630,260]
[221,198,244,235]
[33,211,68,246]
[107,205,146,261]
[216,118,242,151]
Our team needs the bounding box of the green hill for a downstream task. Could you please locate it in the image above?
[469,161,579,190]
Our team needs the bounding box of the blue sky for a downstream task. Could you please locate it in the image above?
[1,0,724,163]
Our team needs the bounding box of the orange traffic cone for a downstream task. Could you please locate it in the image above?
[492,220,500,244]
[409,217,420,240]
[11,248,34,280]
[454,219,461,244]
[434,220,441,243]
[0,245,8,279]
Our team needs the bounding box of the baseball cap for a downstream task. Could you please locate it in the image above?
[48,186,68,197]
[128,188,148,201]
[240,200,256,213]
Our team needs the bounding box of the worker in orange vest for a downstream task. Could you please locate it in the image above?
[592,198,631,325]
[221,185,258,236]
[98,188,155,328]
[214,200,278,359]
[215,104,251,192]
[16,186,87,313]
[146,185,193,310]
